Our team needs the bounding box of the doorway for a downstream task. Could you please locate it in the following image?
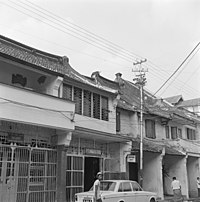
[84,157,100,191]
[129,162,138,182]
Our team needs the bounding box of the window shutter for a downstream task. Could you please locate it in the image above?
[116,110,120,132]
[145,120,156,139]
[165,126,169,139]
[83,90,91,117]
[63,84,72,100]
[93,93,100,119]
[101,96,109,121]
[171,127,177,139]
[74,87,82,114]
[186,128,196,140]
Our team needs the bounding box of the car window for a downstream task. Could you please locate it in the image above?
[131,182,142,191]
[118,182,132,192]
[90,181,116,191]
[100,182,116,191]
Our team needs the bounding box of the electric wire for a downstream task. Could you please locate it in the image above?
[21,0,145,60]
[161,49,199,95]
[148,68,199,98]
[154,42,200,96]
[0,23,134,70]
[140,52,200,98]
[4,0,143,64]
[175,63,200,95]
[0,97,74,121]
[1,1,200,99]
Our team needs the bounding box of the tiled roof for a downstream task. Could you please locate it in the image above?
[0,35,117,94]
[164,95,183,105]
[132,138,162,153]
[94,72,173,118]
[92,72,200,123]
[132,138,185,156]
[178,98,200,107]
[117,100,139,112]
[164,146,185,156]
[0,35,68,75]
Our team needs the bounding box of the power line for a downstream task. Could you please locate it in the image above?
[154,42,200,96]
[22,0,145,60]
[4,0,144,64]
[158,47,200,97]
[147,58,200,98]
[2,1,200,99]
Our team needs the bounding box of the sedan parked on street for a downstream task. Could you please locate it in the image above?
[75,180,158,202]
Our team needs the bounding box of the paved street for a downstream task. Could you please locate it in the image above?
[158,196,200,202]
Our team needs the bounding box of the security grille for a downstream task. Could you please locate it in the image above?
[66,155,84,202]
[0,144,57,202]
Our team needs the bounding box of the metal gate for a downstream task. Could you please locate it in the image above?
[0,144,57,202]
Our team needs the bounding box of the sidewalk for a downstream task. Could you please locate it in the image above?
[157,196,200,202]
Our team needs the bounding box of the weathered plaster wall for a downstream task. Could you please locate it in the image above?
[143,152,163,198]
[119,110,132,135]
[187,157,199,197]
[163,155,188,197]
[109,143,121,172]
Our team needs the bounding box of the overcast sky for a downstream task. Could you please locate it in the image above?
[0,0,200,100]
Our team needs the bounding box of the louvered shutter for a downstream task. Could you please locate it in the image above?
[74,87,82,114]
[83,90,91,117]
[93,93,100,119]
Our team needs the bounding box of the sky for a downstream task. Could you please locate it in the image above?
[0,0,200,100]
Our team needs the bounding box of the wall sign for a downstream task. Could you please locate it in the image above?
[85,148,101,156]
[127,154,136,163]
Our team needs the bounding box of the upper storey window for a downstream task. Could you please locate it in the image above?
[145,119,156,139]
[63,84,109,121]
[186,128,196,140]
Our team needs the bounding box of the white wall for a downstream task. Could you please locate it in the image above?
[187,157,199,197]
[0,83,75,131]
[163,155,188,198]
[119,110,139,137]
[143,152,163,198]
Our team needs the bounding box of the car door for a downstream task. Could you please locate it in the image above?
[118,182,135,202]
[131,182,148,202]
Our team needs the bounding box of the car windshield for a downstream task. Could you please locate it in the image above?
[90,181,116,191]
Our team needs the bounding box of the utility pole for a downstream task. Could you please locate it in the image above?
[132,59,147,187]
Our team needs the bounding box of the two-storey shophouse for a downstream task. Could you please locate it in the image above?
[0,35,76,202]
[91,71,200,200]
[60,70,133,202]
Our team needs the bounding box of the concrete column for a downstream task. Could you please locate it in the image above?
[143,152,162,195]
[187,156,199,197]
[182,155,189,199]
[57,145,66,202]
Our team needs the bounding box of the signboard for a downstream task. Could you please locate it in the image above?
[8,132,24,142]
[85,148,102,156]
[127,154,136,163]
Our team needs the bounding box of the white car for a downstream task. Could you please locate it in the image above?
[75,180,158,202]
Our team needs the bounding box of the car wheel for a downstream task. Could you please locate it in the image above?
[150,199,155,202]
